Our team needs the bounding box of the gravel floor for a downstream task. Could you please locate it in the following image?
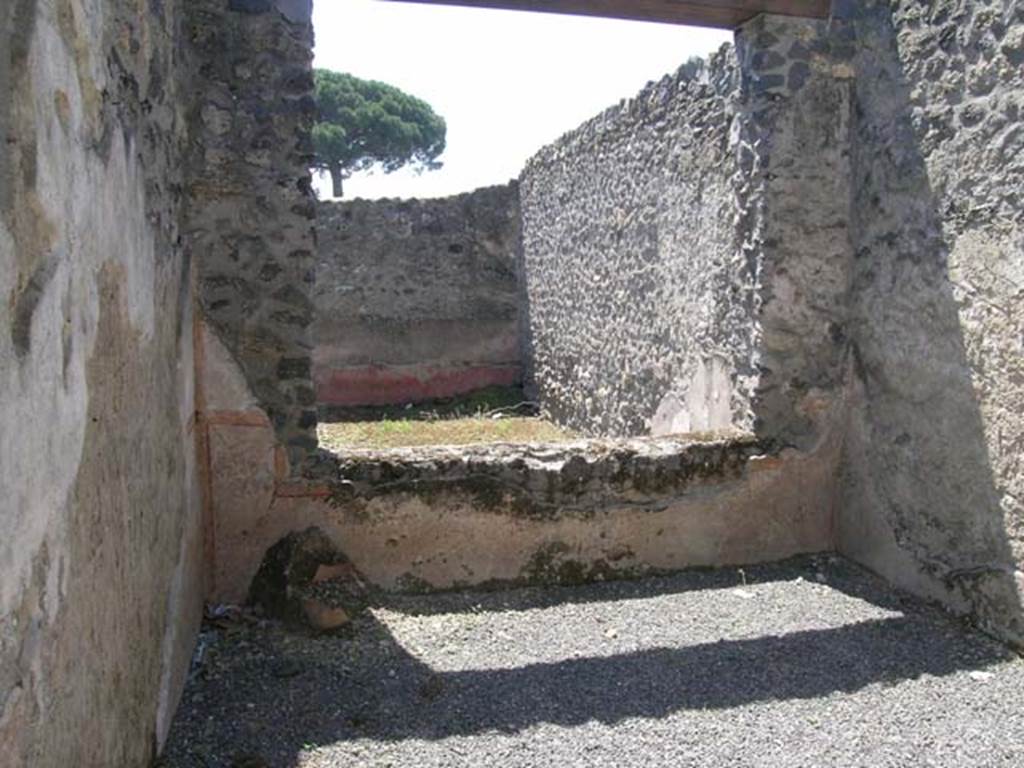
[161,556,1024,768]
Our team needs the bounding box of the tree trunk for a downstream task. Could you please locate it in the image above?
[329,166,344,198]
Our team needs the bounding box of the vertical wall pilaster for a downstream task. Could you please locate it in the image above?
[733,14,857,452]
[185,0,318,472]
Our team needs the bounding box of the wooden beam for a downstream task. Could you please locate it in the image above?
[377,0,831,29]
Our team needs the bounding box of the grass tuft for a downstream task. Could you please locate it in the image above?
[318,415,575,451]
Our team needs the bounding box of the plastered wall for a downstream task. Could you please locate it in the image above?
[197,301,835,606]
[0,0,203,764]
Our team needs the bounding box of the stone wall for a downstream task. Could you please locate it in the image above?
[4,7,1021,764]
[186,0,319,470]
[519,24,853,502]
[0,0,202,764]
[517,6,1023,648]
[836,0,1024,647]
[314,184,523,406]
[519,33,854,451]
[520,51,746,438]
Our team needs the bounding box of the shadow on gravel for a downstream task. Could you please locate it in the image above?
[307,617,1005,741]
[162,560,1015,767]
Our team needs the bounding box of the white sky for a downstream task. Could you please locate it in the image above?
[312,0,731,200]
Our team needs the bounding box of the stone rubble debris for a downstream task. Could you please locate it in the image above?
[247,527,369,631]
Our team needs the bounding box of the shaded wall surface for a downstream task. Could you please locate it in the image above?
[837,0,1024,647]
[314,184,522,407]
[0,0,202,764]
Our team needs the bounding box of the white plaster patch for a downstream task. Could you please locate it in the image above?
[201,324,260,411]
[652,358,734,437]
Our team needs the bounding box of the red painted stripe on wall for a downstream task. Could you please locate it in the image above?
[315,364,522,406]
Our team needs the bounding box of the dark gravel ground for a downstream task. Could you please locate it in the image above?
[160,556,1024,768]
